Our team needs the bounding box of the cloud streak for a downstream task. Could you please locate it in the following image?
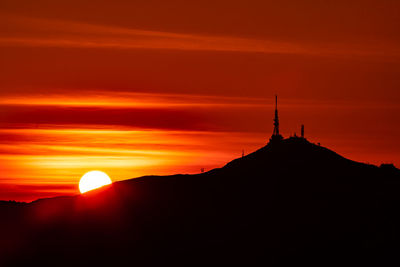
[1,15,398,58]
[0,91,269,108]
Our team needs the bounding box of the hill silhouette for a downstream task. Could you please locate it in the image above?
[1,137,400,266]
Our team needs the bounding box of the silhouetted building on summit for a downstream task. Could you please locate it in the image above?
[269,95,283,143]
[269,96,307,143]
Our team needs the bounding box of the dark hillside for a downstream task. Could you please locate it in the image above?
[1,138,399,266]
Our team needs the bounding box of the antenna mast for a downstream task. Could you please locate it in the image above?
[273,95,280,136]
[270,95,283,142]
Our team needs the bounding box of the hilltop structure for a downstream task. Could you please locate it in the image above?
[269,95,283,143]
[269,95,305,143]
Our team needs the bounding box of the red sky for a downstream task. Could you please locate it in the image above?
[1,0,400,201]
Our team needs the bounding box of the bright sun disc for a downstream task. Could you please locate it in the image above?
[79,170,112,193]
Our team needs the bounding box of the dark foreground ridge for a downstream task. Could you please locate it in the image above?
[1,138,399,266]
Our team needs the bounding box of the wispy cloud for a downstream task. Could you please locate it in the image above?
[1,15,398,58]
[0,91,269,108]
[1,91,397,110]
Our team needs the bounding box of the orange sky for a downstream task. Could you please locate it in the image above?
[1,0,399,201]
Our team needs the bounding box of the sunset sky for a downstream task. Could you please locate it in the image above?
[1,0,400,201]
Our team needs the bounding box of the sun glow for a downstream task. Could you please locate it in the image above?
[79,170,112,193]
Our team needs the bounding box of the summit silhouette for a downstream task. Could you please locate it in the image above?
[0,98,399,266]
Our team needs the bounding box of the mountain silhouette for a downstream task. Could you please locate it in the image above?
[1,137,399,266]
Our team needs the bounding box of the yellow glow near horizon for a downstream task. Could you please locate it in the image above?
[79,170,112,193]
[0,127,267,201]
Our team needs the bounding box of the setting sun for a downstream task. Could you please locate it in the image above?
[79,170,112,194]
